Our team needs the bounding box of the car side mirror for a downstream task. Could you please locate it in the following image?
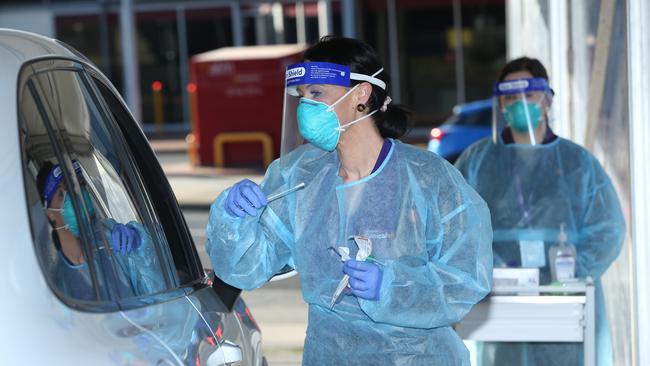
[208,270,241,312]
[207,340,243,366]
[270,265,298,282]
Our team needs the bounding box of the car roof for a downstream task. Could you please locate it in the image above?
[0,28,78,83]
[452,98,492,116]
[0,29,79,280]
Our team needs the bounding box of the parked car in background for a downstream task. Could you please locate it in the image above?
[1,28,265,366]
[427,98,493,162]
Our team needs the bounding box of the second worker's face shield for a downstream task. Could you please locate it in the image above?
[280,62,386,167]
[492,77,552,145]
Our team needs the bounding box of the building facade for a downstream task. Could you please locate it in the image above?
[0,0,505,134]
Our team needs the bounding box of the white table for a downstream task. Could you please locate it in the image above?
[456,281,595,366]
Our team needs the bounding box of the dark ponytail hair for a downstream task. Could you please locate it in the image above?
[303,36,410,139]
[36,161,55,204]
[497,57,549,82]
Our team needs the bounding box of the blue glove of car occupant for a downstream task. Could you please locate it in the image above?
[225,179,268,218]
[343,259,383,301]
[110,223,141,255]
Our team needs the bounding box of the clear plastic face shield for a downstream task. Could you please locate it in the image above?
[492,77,552,145]
[280,62,386,168]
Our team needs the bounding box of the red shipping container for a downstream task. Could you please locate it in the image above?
[189,44,305,167]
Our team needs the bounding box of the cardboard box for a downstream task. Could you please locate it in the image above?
[492,267,540,295]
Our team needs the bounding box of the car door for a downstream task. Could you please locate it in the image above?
[18,58,223,365]
[87,66,260,366]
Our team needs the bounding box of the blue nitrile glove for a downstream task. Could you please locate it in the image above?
[110,223,141,255]
[343,259,383,301]
[225,179,268,218]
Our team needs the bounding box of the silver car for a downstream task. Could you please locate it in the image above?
[0,28,264,366]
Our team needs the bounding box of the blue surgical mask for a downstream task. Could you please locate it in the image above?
[296,85,379,151]
[51,189,96,237]
[503,100,543,133]
[297,98,341,151]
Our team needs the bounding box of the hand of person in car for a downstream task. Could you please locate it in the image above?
[110,223,141,255]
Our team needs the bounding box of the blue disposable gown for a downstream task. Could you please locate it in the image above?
[207,140,493,365]
[53,219,165,301]
[455,136,625,366]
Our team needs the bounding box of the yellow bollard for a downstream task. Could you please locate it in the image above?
[151,81,164,130]
[187,82,198,128]
[186,82,199,166]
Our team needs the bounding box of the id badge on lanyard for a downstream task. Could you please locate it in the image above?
[514,175,545,267]
[519,240,546,268]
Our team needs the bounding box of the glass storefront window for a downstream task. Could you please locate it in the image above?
[186,8,233,56]
[55,15,102,66]
[461,3,506,103]
[362,0,505,128]
[56,13,123,97]
[53,1,505,133]
[402,4,456,126]
[576,1,633,364]
[136,11,182,125]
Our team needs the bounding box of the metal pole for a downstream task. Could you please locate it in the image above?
[255,4,268,45]
[387,0,401,102]
[230,1,243,46]
[452,0,465,105]
[584,284,596,366]
[272,2,285,44]
[585,0,615,150]
[318,0,332,37]
[120,0,142,123]
[177,5,190,126]
[549,0,569,138]
[98,0,111,80]
[505,0,522,59]
[342,0,356,38]
[628,0,650,364]
[152,82,165,130]
[296,1,306,44]
[569,1,589,142]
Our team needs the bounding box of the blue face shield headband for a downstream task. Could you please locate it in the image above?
[43,160,83,208]
[493,77,550,96]
[286,62,386,96]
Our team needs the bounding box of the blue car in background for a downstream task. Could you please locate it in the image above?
[427,98,493,162]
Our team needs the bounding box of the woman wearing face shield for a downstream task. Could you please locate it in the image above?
[37,160,165,301]
[455,57,625,366]
[207,36,493,365]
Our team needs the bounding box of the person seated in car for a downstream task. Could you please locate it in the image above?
[37,160,165,301]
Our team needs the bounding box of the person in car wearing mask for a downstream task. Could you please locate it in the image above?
[38,160,164,301]
[455,57,625,366]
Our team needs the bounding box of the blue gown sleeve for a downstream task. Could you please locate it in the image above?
[104,219,166,296]
[575,158,625,279]
[359,163,493,328]
[206,160,295,291]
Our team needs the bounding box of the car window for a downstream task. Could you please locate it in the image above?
[453,107,492,127]
[87,71,205,287]
[20,65,119,307]
[18,59,180,308]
